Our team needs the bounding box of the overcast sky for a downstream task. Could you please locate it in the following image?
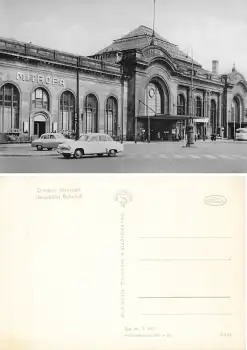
[0,0,247,77]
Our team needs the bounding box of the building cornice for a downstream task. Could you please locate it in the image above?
[0,39,128,80]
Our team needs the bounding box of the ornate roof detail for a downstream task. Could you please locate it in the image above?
[93,25,201,66]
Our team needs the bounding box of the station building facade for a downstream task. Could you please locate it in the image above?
[0,24,247,141]
[92,25,247,140]
[0,39,128,140]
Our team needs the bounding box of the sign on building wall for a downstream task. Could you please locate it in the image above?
[16,72,65,86]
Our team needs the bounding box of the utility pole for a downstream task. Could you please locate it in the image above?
[76,56,80,140]
[150,0,156,45]
[186,49,194,147]
[121,65,124,144]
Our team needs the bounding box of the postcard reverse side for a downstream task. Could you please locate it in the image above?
[0,175,245,350]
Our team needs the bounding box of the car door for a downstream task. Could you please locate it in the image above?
[86,135,100,154]
[42,134,50,147]
[37,134,45,146]
[49,134,61,148]
[105,135,115,152]
[98,135,108,154]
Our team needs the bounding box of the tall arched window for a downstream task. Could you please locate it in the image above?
[231,97,241,122]
[177,94,185,115]
[210,100,217,133]
[146,82,167,115]
[84,94,98,133]
[60,91,75,131]
[32,88,49,110]
[195,96,202,117]
[106,97,118,136]
[0,83,20,132]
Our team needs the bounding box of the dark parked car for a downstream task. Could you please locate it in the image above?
[211,133,217,141]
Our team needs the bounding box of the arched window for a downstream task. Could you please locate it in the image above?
[32,88,49,110]
[195,96,202,117]
[0,83,20,132]
[60,91,75,131]
[231,97,241,122]
[146,82,167,115]
[210,100,217,133]
[177,94,185,115]
[84,94,98,133]
[106,97,118,136]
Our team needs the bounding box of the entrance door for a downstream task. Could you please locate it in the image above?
[34,121,46,137]
[33,114,47,137]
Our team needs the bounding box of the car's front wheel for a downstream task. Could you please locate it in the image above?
[36,145,43,151]
[108,149,117,157]
[74,149,84,159]
[63,154,71,159]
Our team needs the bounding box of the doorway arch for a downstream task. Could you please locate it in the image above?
[31,112,50,137]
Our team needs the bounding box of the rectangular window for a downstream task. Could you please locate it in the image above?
[107,111,113,134]
[3,107,11,131]
[86,109,93,133]
[89,135,98,142]
[36,89,42,99]
[62,111,69,130]
[99,135,107,141]
[13,109,19,129]
[53,122,58,133]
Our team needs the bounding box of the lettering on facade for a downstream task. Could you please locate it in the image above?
[16,72,65,86]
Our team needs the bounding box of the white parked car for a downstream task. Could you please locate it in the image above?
[31,133,69,151]
[57,133,124,159]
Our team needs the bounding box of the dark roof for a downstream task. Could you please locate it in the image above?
[95,25,201,66]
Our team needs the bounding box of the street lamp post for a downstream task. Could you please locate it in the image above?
[76,56,80,140]
[121,66,124,144]
[148,113,151,143]
[135,101,140,143]
[234,110,236,140]
[186,49,195,147]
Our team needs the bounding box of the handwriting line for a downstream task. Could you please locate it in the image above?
[138,237,232,239]
[138,296,230,299]
[139,257,232,261]
[140,313,233,316]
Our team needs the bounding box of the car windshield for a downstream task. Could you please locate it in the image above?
[79,135,90,141]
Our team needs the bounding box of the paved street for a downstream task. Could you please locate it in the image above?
[0,141,246,173]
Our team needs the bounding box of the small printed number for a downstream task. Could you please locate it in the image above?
[220,332,232,337]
